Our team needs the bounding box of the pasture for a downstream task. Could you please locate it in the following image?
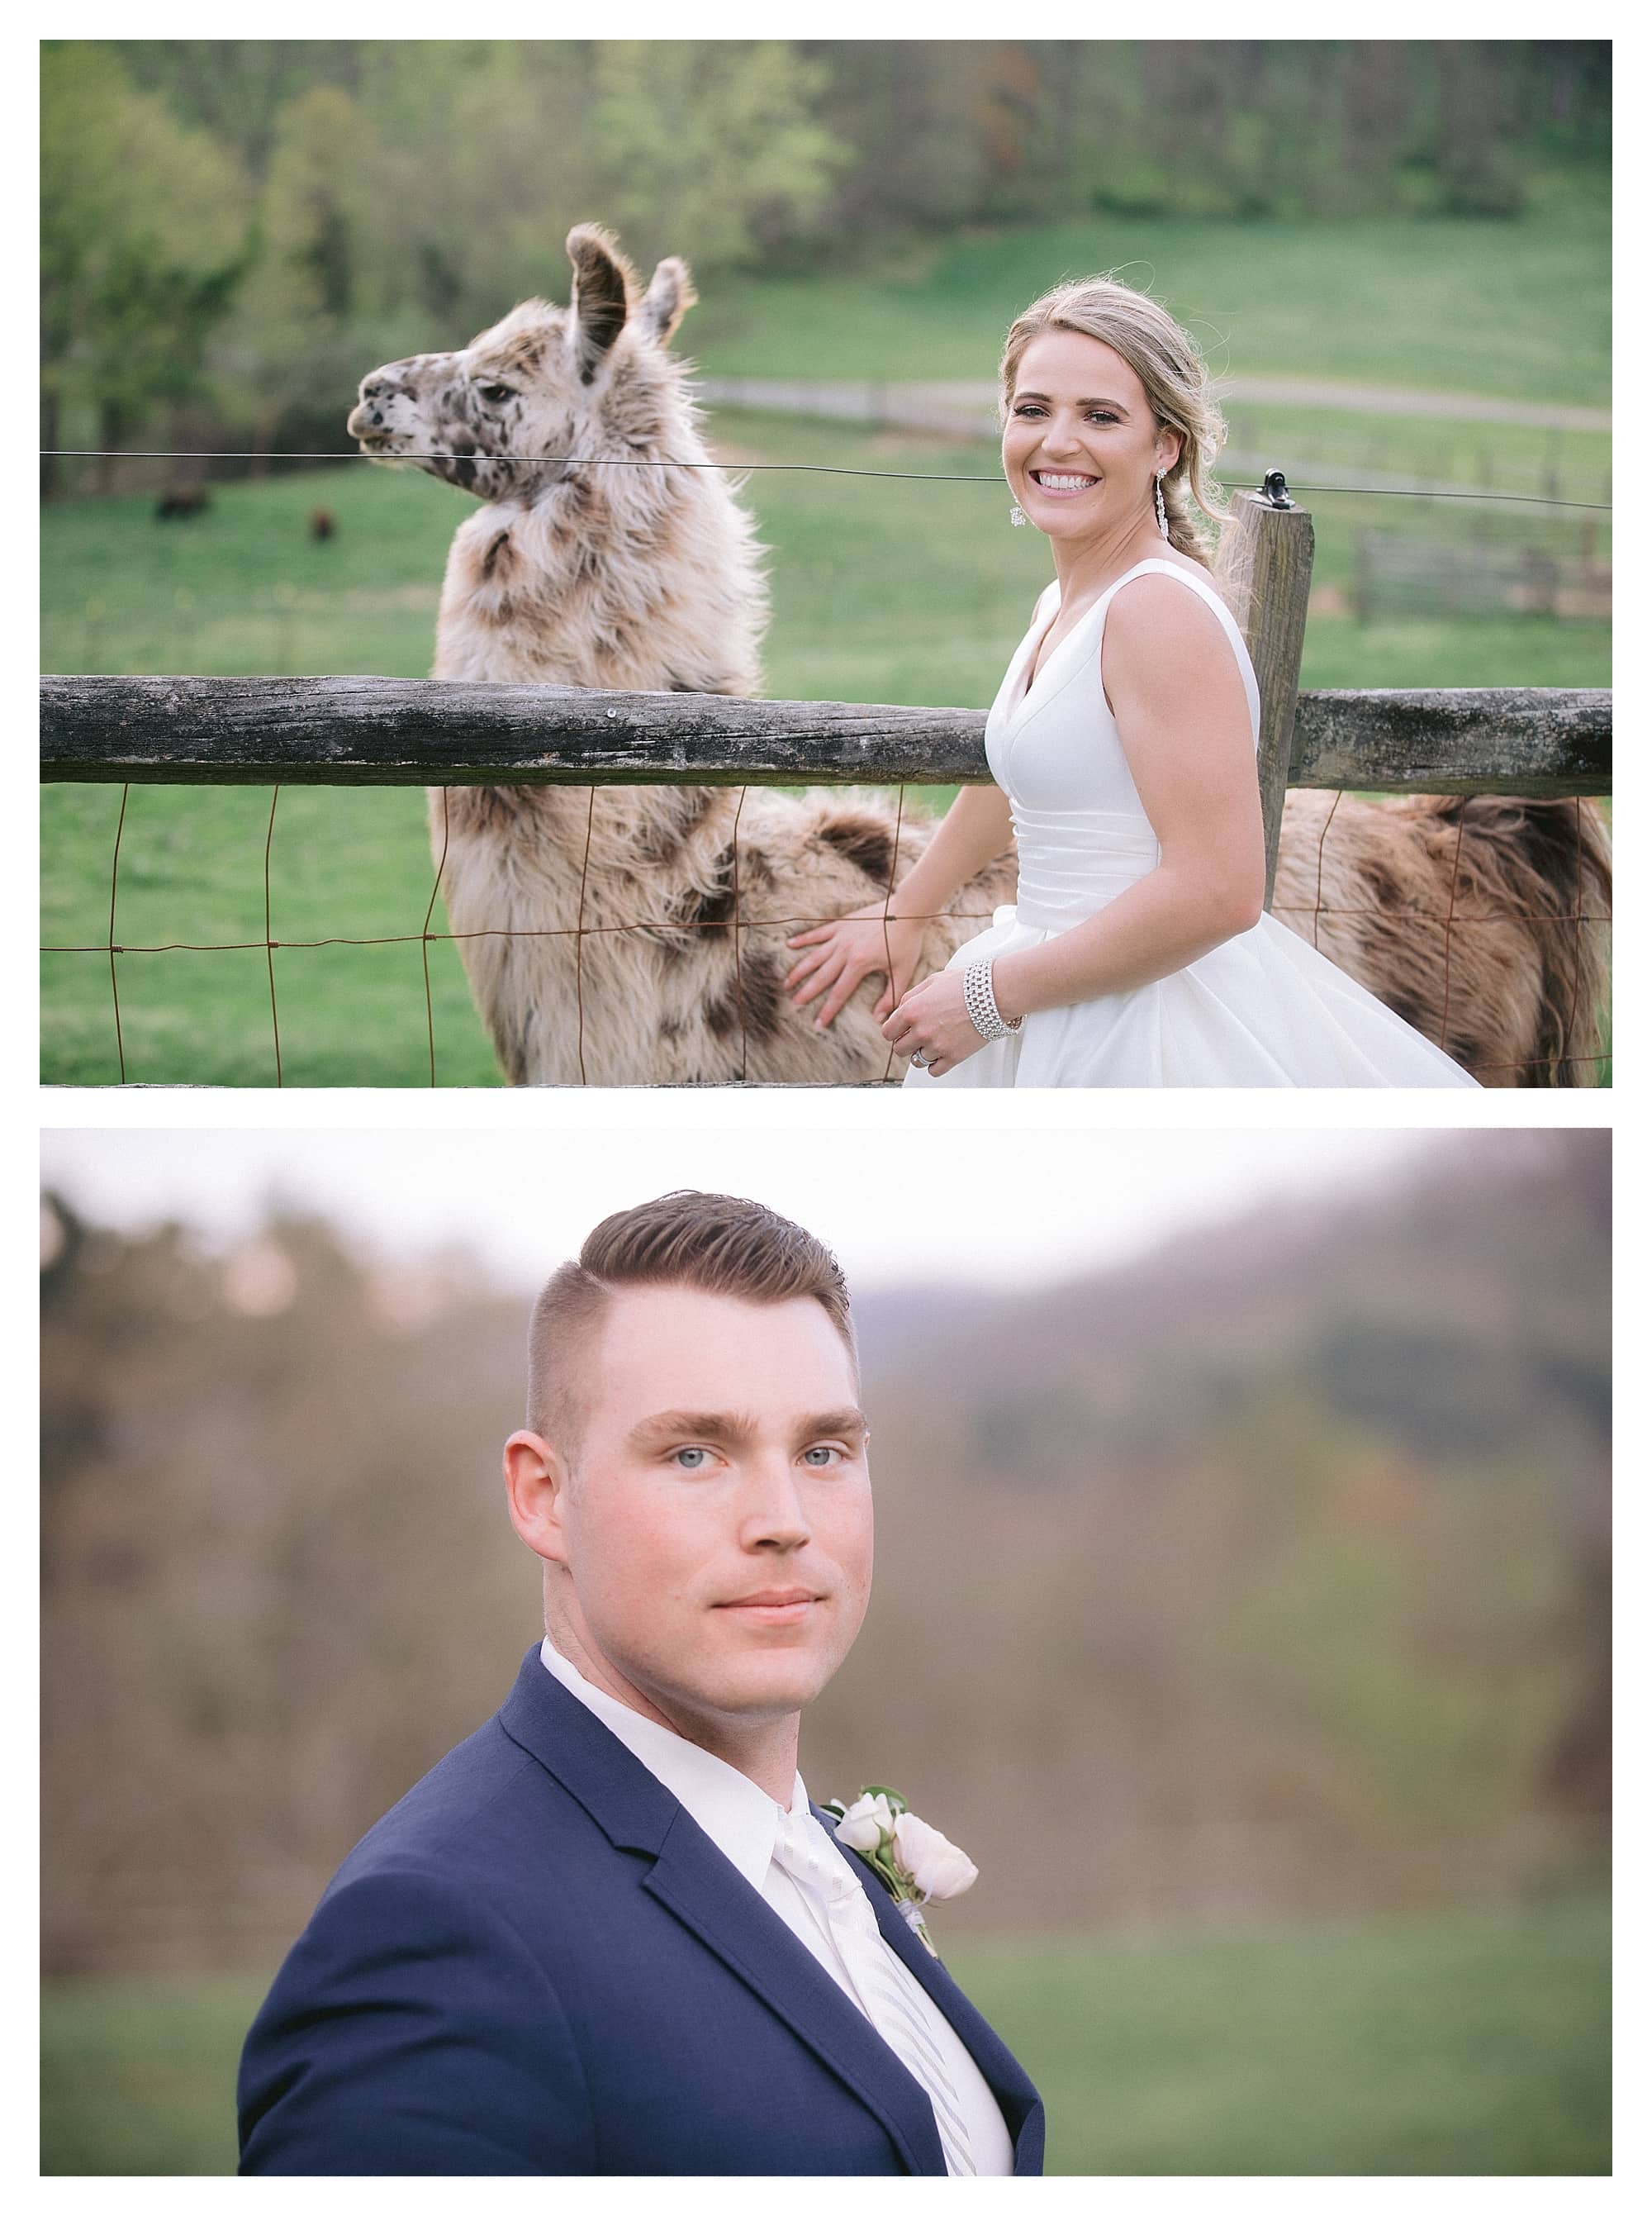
[41,405,1609,1087]
[687,193,1610,407]
[39,1900,1609,2176]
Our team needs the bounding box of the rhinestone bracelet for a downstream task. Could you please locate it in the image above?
[964,960,1023,1043]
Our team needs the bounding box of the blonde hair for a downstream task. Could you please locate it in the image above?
[999,274,1230,567]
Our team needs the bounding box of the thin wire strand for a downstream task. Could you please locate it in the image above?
[107,783,129,1085]
[1437,806,1469,1057]
[422,787,451,1087]
[40,933,1609,1082]
[730,785,750,1084]
[42,446,1002,483]
[263,786,283,1087]
[1310,790,1342,955]
[39,449,1612,511]
[1284,485,1610,512]
[880,787,909,1083]
[574,789,596,1087]
[1560,798,1588,1077]
[41,904,1608,957]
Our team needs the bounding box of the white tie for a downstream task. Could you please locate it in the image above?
[771,1807,977,2176]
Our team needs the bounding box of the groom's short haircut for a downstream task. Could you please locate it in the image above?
[528,1191,857,1458]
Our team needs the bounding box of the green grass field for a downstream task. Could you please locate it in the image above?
[39,1900,1608,2176]
[42,193,1611,1086]
[687,189,1610,406]
[1221,402,1608,513]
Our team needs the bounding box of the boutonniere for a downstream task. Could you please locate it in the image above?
[820,1786,979,1959]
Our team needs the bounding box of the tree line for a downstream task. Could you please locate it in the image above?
[41,1131,1608,1973]
[42,40,1608,493]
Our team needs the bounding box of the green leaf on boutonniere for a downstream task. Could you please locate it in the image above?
[861,1785,910,1815]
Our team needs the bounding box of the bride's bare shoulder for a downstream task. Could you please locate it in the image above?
[1107,563,1227,639]
[1101,566,1246,709]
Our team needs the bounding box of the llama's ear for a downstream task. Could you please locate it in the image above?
[567,224,634,383]
[638,257,697,347]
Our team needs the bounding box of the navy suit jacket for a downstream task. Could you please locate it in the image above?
[238,1648,1045,2175]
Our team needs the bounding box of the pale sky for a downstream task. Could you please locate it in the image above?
[40,1124,1437,1291]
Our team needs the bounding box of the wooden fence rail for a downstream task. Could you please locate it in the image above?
[37,675,1613,792]
[39,489,1611,917]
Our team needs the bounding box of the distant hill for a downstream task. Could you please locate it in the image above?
[40,1129,1608,1971]
[859,1128,1608,1469]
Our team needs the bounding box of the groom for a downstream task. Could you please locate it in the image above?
[237,1191,1044,2175]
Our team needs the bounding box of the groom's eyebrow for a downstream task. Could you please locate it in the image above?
[625,1408,869,1450]
[796,1409,870,1447]
[628,1410,759,1449]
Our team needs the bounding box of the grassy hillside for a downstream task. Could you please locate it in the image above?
[40,1901,1608,2176]
[688,192,1610,404]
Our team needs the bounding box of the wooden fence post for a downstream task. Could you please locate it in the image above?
[1218,484,1316,911]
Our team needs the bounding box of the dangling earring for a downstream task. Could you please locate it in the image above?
[1154,471,1170,540]
[1009,503,1028,527]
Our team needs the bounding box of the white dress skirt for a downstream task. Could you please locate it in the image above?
[905,559,1480,1089]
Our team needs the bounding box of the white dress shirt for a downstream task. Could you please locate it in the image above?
[539,1638,1014,2176]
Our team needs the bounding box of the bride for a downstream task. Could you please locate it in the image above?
[783,276,1479,1088]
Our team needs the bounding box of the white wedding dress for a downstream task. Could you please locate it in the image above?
[906,560,1480,1088]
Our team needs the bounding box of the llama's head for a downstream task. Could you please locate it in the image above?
[347,224,699,506]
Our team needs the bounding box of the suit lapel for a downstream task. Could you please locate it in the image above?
[644,1809,947,2174]
[820,1806,1047,2176]
[496,1651,947,2176]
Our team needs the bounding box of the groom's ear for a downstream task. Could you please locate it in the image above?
[504,1429,574,1567]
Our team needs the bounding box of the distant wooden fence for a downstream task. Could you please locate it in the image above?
[1351,530,1612,624]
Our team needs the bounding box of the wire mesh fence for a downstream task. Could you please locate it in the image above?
[40,445,1612,1088]
[41,752,1611,1089]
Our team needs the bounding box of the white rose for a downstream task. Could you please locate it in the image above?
[892,1811,979,1902]
[838,1791,897,1838]
[834,1812,884,1852]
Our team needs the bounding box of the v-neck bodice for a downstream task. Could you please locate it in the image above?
[985,559,1260,930]
[1004,559,1256,725]
[1011,581,1113,710]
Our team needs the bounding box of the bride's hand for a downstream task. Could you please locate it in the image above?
[785,904,928,1029]
[880,970,986,1078]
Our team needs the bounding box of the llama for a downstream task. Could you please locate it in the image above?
[351,224,1610,1087]
[1273,791,1612,1084]
[349,224,1011,1083]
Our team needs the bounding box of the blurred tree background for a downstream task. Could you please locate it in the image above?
[40,39,1609,475]
[42,1127,1609,1958]
[39,1129,1610,2170]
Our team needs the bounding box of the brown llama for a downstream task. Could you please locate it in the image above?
[1273,792,1612,1085]
[349,224,1012,1084]
[350,224,1610,1087]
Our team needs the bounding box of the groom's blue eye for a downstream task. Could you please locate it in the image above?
[671,1447,713,1470]
[801,1445,841,1467]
